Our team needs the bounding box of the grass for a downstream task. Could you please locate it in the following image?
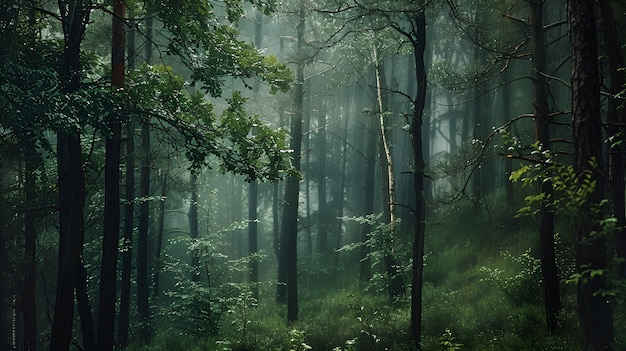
[128,196,613,351]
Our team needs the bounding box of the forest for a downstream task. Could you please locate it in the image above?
[1,0,626,350]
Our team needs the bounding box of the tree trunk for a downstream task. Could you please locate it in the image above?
[152,173,167,298]
[317,107,328,255]
[189,172,200,283]
[373,49,404,300]
[22,151,37,351]
[598,0,626,278]
[75,256,96,351]
[136,120,151,344]
[51,130,85,351]
[50,3,89,349]
[529,0,561,333]
[569,0,614,348]
[118,7,136,346]
[278,5,305,324]
[360,98,376,283]
[97,2,124,349]
[248,180,259,301]
[118,128,134,346]
[409,8,427,348]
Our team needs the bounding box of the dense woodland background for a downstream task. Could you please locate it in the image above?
[1,0,626,350]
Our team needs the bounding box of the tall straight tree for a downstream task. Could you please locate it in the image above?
[97,1,125,350]
[118,5,136,348]
[408,5,427,347]
[136,11,153,342]
[598,0,626,278]
[373,47,404,299]
[569,0,614,348]
[277,3,305,323]
[529,0,560,333]
[50,2,89,350]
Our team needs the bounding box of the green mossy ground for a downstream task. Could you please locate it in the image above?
[127,195,625,351]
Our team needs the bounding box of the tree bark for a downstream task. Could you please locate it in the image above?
[409,7,427,348]
[136,120,151,344]
[75,256,96,351]
[97,1,124,349]
[598,0,626,278]
[277,5,305,324]
[529,0,561,333]
[50,3,89,349]
[118,158,134,347]
[118,7,136,346]
[189,172,200,283]
[569,0,614,348]
[152,173,167,297]
[23,149,37,351]
[249,180,259,301]
[373,49,404,300]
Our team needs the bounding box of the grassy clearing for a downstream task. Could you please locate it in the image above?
[129,197,618,350]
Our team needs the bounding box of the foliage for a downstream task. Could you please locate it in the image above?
[124,64,294,179]
[479,249,542,306]
[149,0,292,97]
[339,213,410,295]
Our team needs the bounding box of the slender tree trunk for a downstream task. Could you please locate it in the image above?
[118,7,136,346]
[97,2,124,349]
[23,152,37,351]
[118,129,134,346]
[189,172,200,283]
[152,173,167,298]
[409,7,427,348]
[317,107,328,255]
[277,5,305,324]
[529,0,561,333]
[569,0,614,348]
[249,180,259,301]
[75,256,96,351]
[598,0,626,278]
[373,49,404,300]
[50,3,89,349]
[360,99,376,283]
[136,120,151,343]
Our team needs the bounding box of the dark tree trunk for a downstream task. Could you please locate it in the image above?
[360,99,376,283]
[152,173,167,298]
[50,3,89,349]
[23,152,37,351]
[118,119,133,348]
[409,8,427,348]
[529,0,561,333]
[317,107,328,255]
[569,0,614,348]
[598,0,626,278]
[118,7,136,346]
[97,2,124,349]
[51,131,85,351]
[75,256,96,351]
[189,172,200,282]
[248,180,259,301]
[136,121,151,343]
[278,5,305,324]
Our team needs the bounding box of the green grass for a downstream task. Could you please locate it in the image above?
[129,197,615,351]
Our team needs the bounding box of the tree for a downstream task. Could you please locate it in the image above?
[598,0,626,278]
[276,3,306,324]
[96,1,125,350]
[50,2,90,350]
[569,0,614,348]
[529,0,560,333]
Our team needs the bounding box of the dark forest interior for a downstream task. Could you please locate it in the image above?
[1,0,626,350]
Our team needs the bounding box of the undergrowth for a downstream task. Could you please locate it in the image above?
[128,195,598,350]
